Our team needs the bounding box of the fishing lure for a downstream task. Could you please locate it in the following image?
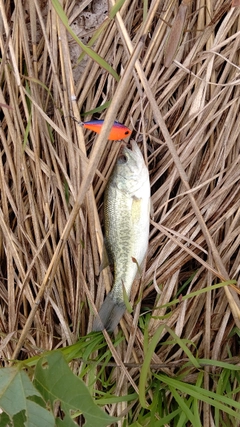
[80,119,132,140]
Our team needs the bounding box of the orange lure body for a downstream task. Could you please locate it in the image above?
[82,120,132,140]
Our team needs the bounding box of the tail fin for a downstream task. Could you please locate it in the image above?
[92,293,126,332]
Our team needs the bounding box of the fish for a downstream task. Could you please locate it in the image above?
[92,141,150,332]
[81,120,132,140]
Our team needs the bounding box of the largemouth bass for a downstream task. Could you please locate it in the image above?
[92,141,150,332]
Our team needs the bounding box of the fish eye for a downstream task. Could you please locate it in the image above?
[118,154,128,164]
[125,130,130,135]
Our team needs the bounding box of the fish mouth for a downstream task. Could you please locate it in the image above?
[120,140,137,154]
[117,141,142,168]
[125,141,141,157]
[118,143,131,164]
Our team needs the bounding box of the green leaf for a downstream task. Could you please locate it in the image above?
[51,0,119,82]
[199,358,240,371]
[109,0,127,19]
[156,373,240,419]
[0,411,12,427]
[12,410,26,427]
[139,324,166,408]
[23,110,32,150]
[153,408,182,426]
[0,367,55,426]
[96,392,138,405]
[34,351,117,427]
[164,326,200,369]
[169,386,197,426]
[158,280,237,310]
[77,0,126,64]
[81,101,112,117]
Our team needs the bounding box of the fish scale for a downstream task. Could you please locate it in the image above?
[92,141,150,332]
[107,197,141,302]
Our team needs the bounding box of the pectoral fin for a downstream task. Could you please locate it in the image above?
[99,237,114,272]
[99,243,109,272]
[131,196,142,222]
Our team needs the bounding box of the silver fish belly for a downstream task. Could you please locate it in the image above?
[92,141,150,332]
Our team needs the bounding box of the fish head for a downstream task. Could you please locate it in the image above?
[114,141,149,194]
[117,141,146,173]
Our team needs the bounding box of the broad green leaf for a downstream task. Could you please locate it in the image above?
[34,351,117,427]
[12,410,26,427]
[0,411,12,427]
[0,367,55,426]
[0,367,40,414]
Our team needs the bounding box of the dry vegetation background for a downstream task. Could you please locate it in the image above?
[0,0,240,418]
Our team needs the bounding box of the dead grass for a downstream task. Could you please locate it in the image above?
[0,0,240,422]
